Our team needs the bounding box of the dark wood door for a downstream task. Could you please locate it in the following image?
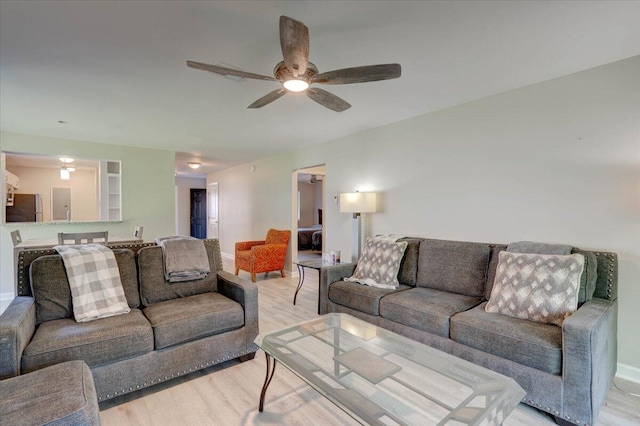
[190,188,207,239]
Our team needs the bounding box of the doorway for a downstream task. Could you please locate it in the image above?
[190,188,207,239]
[292,165,326,263]
[52,187,72,222]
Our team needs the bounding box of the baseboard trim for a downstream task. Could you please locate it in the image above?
[221,251,234,260]
[617,363,640,383]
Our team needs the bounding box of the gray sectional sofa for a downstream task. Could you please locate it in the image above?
[0,239,259,403]
[319,238,618,426]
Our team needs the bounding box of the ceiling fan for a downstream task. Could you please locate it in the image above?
[187,16,401,112]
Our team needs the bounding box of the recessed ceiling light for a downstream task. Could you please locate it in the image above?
[188,162,202,169]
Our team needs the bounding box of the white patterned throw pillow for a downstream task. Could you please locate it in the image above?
[345,236,408,289]
[485,251,584,326]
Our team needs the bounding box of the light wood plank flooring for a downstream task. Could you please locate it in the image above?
[100,259,640,425]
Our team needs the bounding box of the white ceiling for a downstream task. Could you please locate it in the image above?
[1,1,639,176]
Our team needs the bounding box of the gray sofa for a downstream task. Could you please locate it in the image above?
[319,238,618,426]
[0,239,259,403]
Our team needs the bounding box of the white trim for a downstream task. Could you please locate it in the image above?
[617,363,640,383]
[221,251,234,260]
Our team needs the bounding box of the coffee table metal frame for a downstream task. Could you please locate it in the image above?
[255,313,525,426]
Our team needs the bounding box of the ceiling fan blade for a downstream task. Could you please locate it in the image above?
[186,60,277,81]
[312,64,401,85]
[306,88,351,112]
[247,89,287,109]
[279,16,309,78]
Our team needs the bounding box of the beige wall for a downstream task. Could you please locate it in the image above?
[1,133,176,307]
[8,165,98,222]
[209,57,640,375]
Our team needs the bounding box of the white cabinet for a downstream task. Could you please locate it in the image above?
[4,170,19,188]
[99,161,121,221]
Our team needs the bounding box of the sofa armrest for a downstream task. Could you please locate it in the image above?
[561,298,617,425]
[235,240,265,253]
[0,297,36,379]
[216,271,259,353]
[319,263,357,314]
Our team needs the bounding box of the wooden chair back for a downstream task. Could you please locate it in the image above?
[10,230,22,246]
[134,225,144,239]
[57,231,109,245]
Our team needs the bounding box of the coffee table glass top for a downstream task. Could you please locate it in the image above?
[293,258,340,268]
[256,313,525,426]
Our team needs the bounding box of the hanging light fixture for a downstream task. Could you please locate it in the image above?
[60,166,71,180]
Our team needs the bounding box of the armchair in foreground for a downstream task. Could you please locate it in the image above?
[235,228,291,282]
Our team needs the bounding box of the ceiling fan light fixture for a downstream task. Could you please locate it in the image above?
[283,78,309,92]
[187,162,202,169]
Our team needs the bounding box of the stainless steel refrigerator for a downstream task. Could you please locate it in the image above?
[6,193,43,222]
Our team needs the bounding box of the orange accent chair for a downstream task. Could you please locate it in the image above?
[235,229,291,283]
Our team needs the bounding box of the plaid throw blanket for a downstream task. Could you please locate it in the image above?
[54,244,130,322]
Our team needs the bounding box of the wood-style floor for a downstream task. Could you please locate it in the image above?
[100,258,640,425]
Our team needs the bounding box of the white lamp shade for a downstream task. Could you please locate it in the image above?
[339,192,377,214]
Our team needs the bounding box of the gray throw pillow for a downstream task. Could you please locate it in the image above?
[486,252,584,326]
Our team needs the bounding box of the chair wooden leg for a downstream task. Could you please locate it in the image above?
[235,267,239,275]
[280,269,286,278]
[251,272,256,282]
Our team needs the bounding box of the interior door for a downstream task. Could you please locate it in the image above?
[190,188,207,239]
[207,182,219,240]
[52,187,72,221]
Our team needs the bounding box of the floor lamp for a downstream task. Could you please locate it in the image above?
[339,192,377,262]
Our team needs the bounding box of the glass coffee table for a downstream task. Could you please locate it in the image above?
[255,313,525,425]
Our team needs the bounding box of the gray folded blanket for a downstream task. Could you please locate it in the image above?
[155,236,210,282]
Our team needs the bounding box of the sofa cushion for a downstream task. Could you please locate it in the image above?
[29,249,140,325]
[451,302,563,374]
[397,238,421,286]
[0,360,100,426]
[22,309,153,373]
[485,252,583,326]
[572,248,598,305]
[143,292,244,350]
[380,287,481,337]
[328,281,411,316]
[138,245,217,306]
[506,241,572,255]
[484,244,507,300]
[416,239,490,297]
